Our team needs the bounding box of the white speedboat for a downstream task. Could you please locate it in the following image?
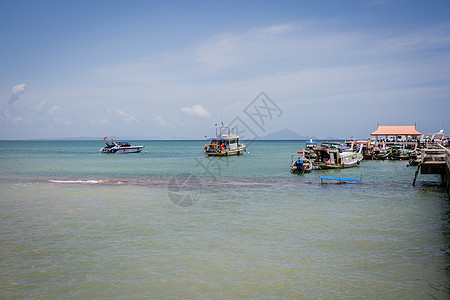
[204,126,246,156]
[100,138,144,154]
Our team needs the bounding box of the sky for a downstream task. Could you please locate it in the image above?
[1,0,449,140]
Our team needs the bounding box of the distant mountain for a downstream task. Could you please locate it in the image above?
[323,136,344,141]
[261,129,314,140]
[35,135,162,140]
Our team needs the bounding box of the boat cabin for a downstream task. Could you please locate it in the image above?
[312,147,360,168]
[204,126,246,156]
[205,137,242,154]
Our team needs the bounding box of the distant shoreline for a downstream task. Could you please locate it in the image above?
[0,139,346,142]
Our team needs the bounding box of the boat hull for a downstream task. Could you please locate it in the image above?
[391,155,410,160]
[291,161,312,174]
[312,161,359,169]
[311,147,361,169]
[100,146,144,154]
[204,147,245,156]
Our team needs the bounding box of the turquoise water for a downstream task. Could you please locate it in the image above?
[0,140,449,298]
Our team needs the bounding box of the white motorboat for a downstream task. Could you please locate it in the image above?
[100,137,144,154]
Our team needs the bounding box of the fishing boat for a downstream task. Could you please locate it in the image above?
[100,137,144,154]
[372,147,392,160]
[290,153,312,174]
[391,144,411,160]
[337,145,364,163]
[311,147,360,169]
[304,139,317,160]
[345,139,371,160]
[204,126,246,156]
[408,151,421,166]
[321,141,342,149]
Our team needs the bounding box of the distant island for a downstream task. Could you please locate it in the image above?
[21,129,344,141]
[260,129,319,140]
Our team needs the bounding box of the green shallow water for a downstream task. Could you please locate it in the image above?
[0,140,449,298]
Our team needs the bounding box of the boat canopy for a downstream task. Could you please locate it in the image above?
[371,125,422,136]
[210,137,236,141]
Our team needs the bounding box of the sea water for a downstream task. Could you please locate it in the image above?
[0,140,449,298]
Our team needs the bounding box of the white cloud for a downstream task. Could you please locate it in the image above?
[89,117,111,126]
[181,105,211,119]
[3,109,23,124]
[154,115,169,127]
[52,115,71,125]
[42,105,70,125]
[8,83,26,105]
[193,24,297,69]
[11,83,26,95]
[47,105,61,116]
[26,22,448,138]
[259,24,294,35]
[34,99,49,111]
[377,23,450,53]
[114,109,138,123]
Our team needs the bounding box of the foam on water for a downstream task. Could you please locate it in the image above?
[49,179,109,184]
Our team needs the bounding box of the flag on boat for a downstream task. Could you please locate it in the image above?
[103,136,107,141]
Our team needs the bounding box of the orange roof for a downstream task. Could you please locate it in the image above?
[371,125,422,136]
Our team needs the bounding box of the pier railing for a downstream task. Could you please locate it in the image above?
[438,144,450,194]
[439,144,450,171]
[412,143,450,191]
[420,144,446,174]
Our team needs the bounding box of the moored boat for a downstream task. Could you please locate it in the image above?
[408,151,421,166]
[311,147,360,169]
[290,153,312,174]
[100,137,144,154]
[204,126,246,156]
[391,144,411,160]
[304,139,317,160]
[372,147,392,160]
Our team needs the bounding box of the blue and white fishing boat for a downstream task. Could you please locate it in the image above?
[100,137,144,154]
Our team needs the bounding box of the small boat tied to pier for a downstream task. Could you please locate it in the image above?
[311,143,363,169]
[290,152,312,174]
[204,125,246,156]
[391,144,412,160]
[100,137,144,154]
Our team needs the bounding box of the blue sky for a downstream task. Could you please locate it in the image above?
[1,0,449,139]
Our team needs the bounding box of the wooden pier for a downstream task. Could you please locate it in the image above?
[412,143,450,194]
